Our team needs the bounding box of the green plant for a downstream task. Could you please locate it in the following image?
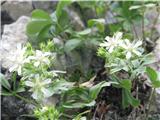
[34,106,60,120]
[145,67,160,120]
[97,32,155,108]
[2,1,160,119]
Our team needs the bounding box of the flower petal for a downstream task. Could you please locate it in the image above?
[134,41,142,48]
[25,81,34,87]
[43,79,51,85]
[126,52,132,59]
[108,46,114,53]
[133,50,142,56]
[41,88,52,97]
[17,66,22,75]
[115,32,122,41]
[34,61,40,67]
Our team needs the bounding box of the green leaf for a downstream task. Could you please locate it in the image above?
[146,67,158,83]
[63,101,95,109]
[142,53,156,65]
[146,66,160,88]
[122,89,140,108]
[62,87,95,109]
[26,9,52,40]
[0,73,11,90]
[89,81,117,100]
[16,87,25,93]
[76,29,91,36]
[129,5,142,10]
[1,89,12,96]
[88,19,105,32]
[129,3,156,10]
[110,67,122,74]
[56,0,72,19]
[64,39,82,53]
[49,79,74,95]
[119,79,131,91]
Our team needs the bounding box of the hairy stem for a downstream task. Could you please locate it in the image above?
[13,92,38,106]
[145,88,155,120]
[150,7,160,40]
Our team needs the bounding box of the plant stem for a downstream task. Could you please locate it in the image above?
[13,92,38,106]
[145,88,155,120]
[150,7,160,40]
[130,20,139,39]
[142,1,145,41]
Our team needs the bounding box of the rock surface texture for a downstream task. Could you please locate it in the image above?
[0,16,30,69]
[154,38,160,111]
[1,1,33,20]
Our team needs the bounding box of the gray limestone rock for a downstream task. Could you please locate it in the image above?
[2,1,33,20]
[0,16,30,69]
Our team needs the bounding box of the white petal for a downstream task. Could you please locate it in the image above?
[126,52,132,59]
[125,39,131,46]
[53,70,66,74]
[41,88,52,97]
[17,44,22,50]
[108,46,114,53]
[133,50,142,56]
[115,32,122,41]
[44,52,51,56]
[9,65,18,72]
[17,66,22,75]
[105,36,110,41]
[134,41,142,48]
[100,42,110,47]
[43,59,50,65]
[36,50,42,57]
[43,79,51,84]
[25,81,34,87]
[27,56,35,60]
[34,61,40,67]
[32,91,38,100]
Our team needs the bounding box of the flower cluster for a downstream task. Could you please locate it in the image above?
[99,32,143,59]
[9,44,27,75]
[25,74,52,100]
[98,32,146,74]
[34,106,60,120]
[8,41,72,100]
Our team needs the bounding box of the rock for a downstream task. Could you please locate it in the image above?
[32,1,57,13]
[1,1,33,20]
[65,7,85,31]
[1,96,35,120]
[154,38,160,111]
[153,38,160,72]
[0,16,30,69]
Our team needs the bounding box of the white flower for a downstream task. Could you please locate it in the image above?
[121,39,142,59]
[25,74,52,100]
[9,44,26,75]
[100,32,123,53]
[27,50,52,67]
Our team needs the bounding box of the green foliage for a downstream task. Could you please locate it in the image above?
[0,73,11,90]
[56,0,72,19]
[146,67,160,88]
[88,19,105,32]
[34,106,60,120]
[3,1,160,119]
[64,39,82,53]
[122,89,140,108]
[89,81,117,100]
[1,72,25,96]
[62,81,115,109]
[26,9,53,41]
[98,32,155,76]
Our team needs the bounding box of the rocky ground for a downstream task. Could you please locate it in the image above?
[1,1,160,120]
